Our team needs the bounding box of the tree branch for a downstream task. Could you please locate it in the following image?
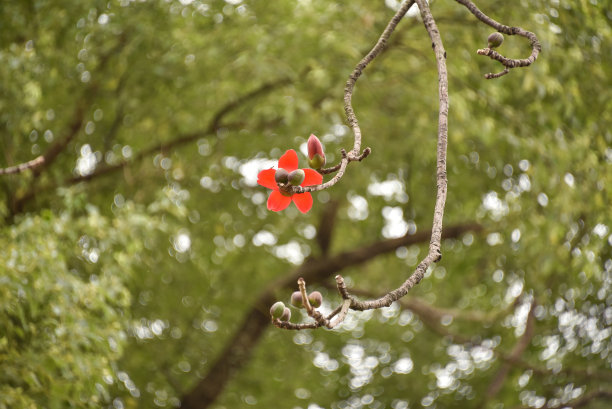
[6,35,128,217]
[510,389,612,409]
[315,199,339,256]
[289,0,416,195]
[180,222,480,409]
[454,0,541,79]
[0,156,45,175]
[5,76,293,218]
[479,299,537,408]
[67,76,292,185]
[328,0,449,313]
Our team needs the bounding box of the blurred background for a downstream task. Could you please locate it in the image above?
[1,0,611,408]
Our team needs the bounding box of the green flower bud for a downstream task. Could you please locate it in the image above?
[280,307,291,321]
[275,168,289,184]
[308,154,326,170]
[288,169,305,186]
[270,301,286,319]
[487,32,504,49]
[308,291,323,308]
[290,291,304,308]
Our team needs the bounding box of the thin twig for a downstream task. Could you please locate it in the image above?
[0,156,45,175]
[339,0,449,313]
[290,1,415,194]
[454,0,541,79]
[276,0,450,329]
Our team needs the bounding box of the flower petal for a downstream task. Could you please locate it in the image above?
[257,168,278,190]
[278,149,299,172]
[302,168,323,186]
[292,192,313,213]
[267,190,292,212]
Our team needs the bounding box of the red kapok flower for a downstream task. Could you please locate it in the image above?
[257,149,323,213]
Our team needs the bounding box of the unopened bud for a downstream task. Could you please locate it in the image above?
[487,32,504,49]
[307,134,326,169]
[280,307,291,321]
[290,291,304,308]
[308,291,323,308]
[270,301,286,319]
[288,169,305,186]
[275,168,289,184]
[308,154,326,170]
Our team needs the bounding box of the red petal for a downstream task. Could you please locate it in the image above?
[257,168,278,190]
[301,168,323,186]
[278,149,298,172]
[292,192,313,213]
[267,190,292,212]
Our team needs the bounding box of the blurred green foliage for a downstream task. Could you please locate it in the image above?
[0,0,610,408]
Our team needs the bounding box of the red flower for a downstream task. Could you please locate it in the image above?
[257,149,323,213]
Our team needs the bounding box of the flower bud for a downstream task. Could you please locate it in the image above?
[288,169,305,186]
[280,307,291,321]
[307,134,326,169]
[270,301,286,319]
[308,291,323,308]
[487,32,504,49]
[275,168,289,184]
[290,291,304,308]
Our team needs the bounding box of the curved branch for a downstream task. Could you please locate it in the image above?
[288,1,415,195]
[180,222,481,408]
[344,0,415,156]
[337,0,449,313]
[454,0,541,79]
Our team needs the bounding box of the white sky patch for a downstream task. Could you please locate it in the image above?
[518,174,531,192]
[75,144,100,176]
[511,229,521,243]
[593,223,609,238]
[435,367,456,389]
[537,193,549,207]
[173,232,191,253]
[368,179,408,203]
[393,357,414,374]
[252,230,277,246]
[273,240,306,265]
[382,206,408,238]
[505,276,524,304]
[486,232,503,246]
[299,142,308,158]
[481,191,509,221]
[564,173,575,187]
[386,0,422,17]
[348,194,369,221]
[239,158,276,186]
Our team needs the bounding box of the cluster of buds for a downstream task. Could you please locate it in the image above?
[270,301,292,321]
[269,290,324,322]
[291,290,323,308]
[275,168,305,188]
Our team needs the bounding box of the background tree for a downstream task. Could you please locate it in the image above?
[1,1,610,409]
